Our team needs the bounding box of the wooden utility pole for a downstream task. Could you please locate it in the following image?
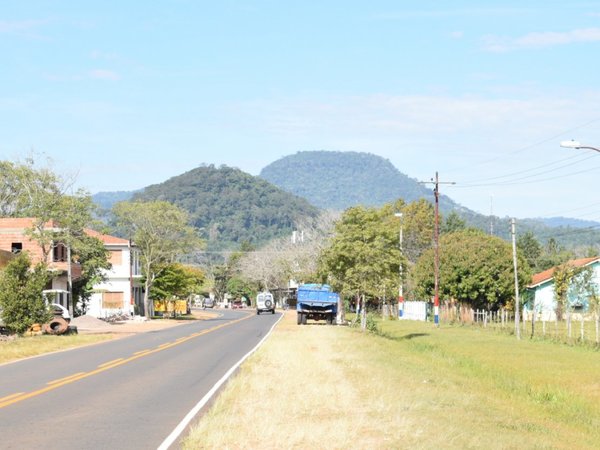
[511,218,521,340]
[421,172,455,326]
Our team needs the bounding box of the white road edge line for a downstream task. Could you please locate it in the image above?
[157,313,285,450]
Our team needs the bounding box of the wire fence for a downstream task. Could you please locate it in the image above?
[439,302,600,346]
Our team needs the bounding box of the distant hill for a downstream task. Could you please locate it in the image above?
[92,190,135,210]
[259,151,478,220]
[132,164,321,250]
[539,217,600,228]
[260,150,447,210]
[259,151,600,249]
[90,152,600,253]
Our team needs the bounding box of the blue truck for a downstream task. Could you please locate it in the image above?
[296,284,339,325]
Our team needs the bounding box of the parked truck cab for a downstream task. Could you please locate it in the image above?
[296,284,338,325]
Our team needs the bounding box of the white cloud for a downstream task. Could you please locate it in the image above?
[449,31,464,39]
[89,69,120,81]
[371,8,531,20]
[90,50,119,61]
[0,19,49,38]
[483,27,600,52]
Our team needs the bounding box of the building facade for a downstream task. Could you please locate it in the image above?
[83,229,144,318]
[0,218,144,318]
[526,257,600,320]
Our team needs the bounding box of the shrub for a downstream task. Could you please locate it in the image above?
[0,253,52,335]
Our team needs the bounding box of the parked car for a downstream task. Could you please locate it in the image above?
[256,292,275,315]
[232,300,244,309]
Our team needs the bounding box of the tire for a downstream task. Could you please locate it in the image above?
[257,310,260,315]
[301,313,308,325]
[265,299,273,308]
[43,316,69,335]
[297,312,302,325]
[271,309,275,314]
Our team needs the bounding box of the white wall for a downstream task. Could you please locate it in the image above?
[86,245,136,318]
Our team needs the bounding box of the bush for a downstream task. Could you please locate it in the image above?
[0,253,52,335]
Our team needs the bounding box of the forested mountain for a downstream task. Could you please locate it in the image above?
[131,164,321,250]
[260,151,600,251]
[260,151,452,210]
[91,151,600,254]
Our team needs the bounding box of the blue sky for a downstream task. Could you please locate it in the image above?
[1,1,600,220]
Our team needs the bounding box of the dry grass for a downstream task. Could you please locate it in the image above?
[182,313,600,449]
[0,333,115,365]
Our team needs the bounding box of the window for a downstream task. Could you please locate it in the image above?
[109,250,122,265]
[53,243,68,262]
[11,242,22,254]
[102,292,124,309]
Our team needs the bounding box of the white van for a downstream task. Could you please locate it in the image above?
[256,292,275,315]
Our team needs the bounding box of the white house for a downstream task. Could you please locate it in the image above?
[85,229,144,318]
[526,257,600,321]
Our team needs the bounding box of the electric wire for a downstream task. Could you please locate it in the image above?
[445,117,600,174]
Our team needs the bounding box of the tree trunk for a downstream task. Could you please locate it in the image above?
[596,312,599,345]
[360,294,367,332]
[143,276,152,318]
[337,292,345,325]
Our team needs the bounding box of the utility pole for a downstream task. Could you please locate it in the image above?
[511,218,521,340]
[421,172,455,326]
[490,196,494,236]
[394,212,403,318]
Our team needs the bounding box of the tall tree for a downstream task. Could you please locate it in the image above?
[0,157,110,313]
[238,211,337,292]
[401,199,435,264]
[517,231,543,272]
[112,201,204,317]
[412,228,531,310]
[318,205,402,329]
[442,211,466,234]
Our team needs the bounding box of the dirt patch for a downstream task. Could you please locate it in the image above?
[72,310,220,334]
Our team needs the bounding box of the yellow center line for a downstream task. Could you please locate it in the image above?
[0,312,255,410]
[98,358,124,368]
[0,392,25,403]
[47,372,86,385]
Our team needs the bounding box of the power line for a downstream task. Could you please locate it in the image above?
[451,164,600,188]
[457,152,593,185]
[446,117,600,174]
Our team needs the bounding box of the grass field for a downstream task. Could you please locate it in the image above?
[0,334,115,365]
[182,313,600,449]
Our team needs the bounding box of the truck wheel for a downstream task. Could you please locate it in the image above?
[301,313,307,325]
[297,312,302,325]
[265,299,273,308]
[43,317,69,335]
[271,309,275,314]
[257,310,260,315]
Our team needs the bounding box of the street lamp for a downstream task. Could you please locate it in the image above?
[560,140,600,153]
[394,212,404,318]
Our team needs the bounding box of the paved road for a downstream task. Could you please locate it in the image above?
[0,309,281,449]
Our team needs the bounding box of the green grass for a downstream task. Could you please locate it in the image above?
[182,313,600,449]
[0,334,115,365]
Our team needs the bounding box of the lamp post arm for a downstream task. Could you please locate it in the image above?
[579,146,600,153]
